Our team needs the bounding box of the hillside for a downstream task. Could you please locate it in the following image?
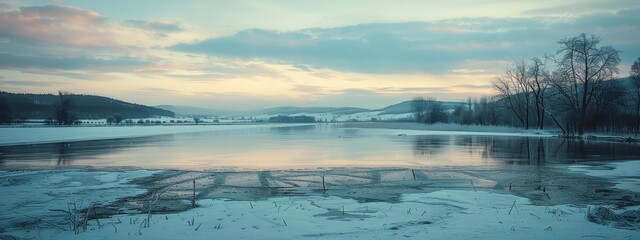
[157,100,466,119]
[156,105,371,117]
[0,91,174,120]
[155,105,236,117]
[252,106,370,115]
[377,100,465,114]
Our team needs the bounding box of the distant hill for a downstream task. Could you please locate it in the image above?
[158,100,466,118]
[156,105,372,117]
[377,100,464,114]
[155,105,237,117]
[0,91,174,119]
[252,106,370,115]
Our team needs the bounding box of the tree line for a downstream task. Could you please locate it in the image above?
[412,33,640,136]
[0,91,175,125]
[0,91,78,125]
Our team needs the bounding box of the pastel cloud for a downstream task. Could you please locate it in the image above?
[0,3,201,50]
[0,53,149,71]
[1,1,639,109]
[0,5,123,48]
[172,9,640,74]
[0,3,202,76]
[126,20,182,31]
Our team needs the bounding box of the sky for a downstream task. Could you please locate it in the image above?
[0,0,639,110]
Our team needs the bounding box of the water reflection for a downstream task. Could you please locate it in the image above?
[0,135,175,167]
[1,125,640,170]
[413,136,446,156]
[413,135,640,165]
[269,124,316,134]
[55,142,71,166]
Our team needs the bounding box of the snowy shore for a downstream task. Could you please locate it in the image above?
[569,161,640,192]
[0,124,309,146]
[340,122,557,137]
[1,124,639,239]
[1,163,639,239]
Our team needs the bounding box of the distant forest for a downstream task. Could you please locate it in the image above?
[0,91,174,124]
[412,34,640,136]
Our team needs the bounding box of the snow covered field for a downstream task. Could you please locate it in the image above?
[0,121,556,149]
[569,161,640,192]
[341,122,557,138]
[1,164,639,239]
[2,181,637,239]
[0,124,308,146]
[0,170,157,238]
[1,125,638,239]
[64,191,632,240]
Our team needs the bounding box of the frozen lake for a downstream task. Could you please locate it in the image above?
[2,124,640,239]
[1,124,639,170]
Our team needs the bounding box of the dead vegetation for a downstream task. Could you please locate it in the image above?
[587,206,640,231]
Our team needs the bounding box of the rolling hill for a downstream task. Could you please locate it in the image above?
[0,91,174,119]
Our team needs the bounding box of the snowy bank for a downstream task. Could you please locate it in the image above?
[3,190,637,239]
[0,124,309,146]
[2,165,639,239]
[569,160,640,192]
[341,122,556,137]
[0,169,157,235]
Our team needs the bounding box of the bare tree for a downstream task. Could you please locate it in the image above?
[0,97,12,124]
[527,58,550,129]
[55,91,76,125]
[549,34,620,135]
[493,59,531,129]
[591,80,625,132]
[426,99,447,124]
[474,96,498,125]
[113,114,123,125]
[631,57,640,134]
[411,97,429,123]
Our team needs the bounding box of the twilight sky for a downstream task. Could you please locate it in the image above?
[0,0,639,110]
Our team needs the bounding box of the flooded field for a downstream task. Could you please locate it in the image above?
[1,124,639,239]
[1,124,639,170]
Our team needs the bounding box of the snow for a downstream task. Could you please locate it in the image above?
[0,124,309,146]
[3,189,637,239]
[298,111,412,122]
[569,160,640,192]
[0,124,637,238]
[2,163,639,239]
[340,122,558,136]
[0,123,549,149]
[340,126,553,138]
[0,169,157,235]
[247,111,413,122]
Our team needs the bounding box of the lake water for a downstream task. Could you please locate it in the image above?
[1,124,639,170]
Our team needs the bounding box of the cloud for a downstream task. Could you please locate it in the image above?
[128,87,183,96]
[453,84,493,89]
[292,64,312,72]
[450,69,486,74]
[172,25,467,73]
[290,85,328,93]
[0,2,12,11]
[0,54,149,71]
[0,5,117,48]
[0,3,204,77]
[1,79,68,87]
[0,3,194,50]
[171,9,640,74]
[125,20,183,33]
[374,87,451,94]
[522,0,639,17]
